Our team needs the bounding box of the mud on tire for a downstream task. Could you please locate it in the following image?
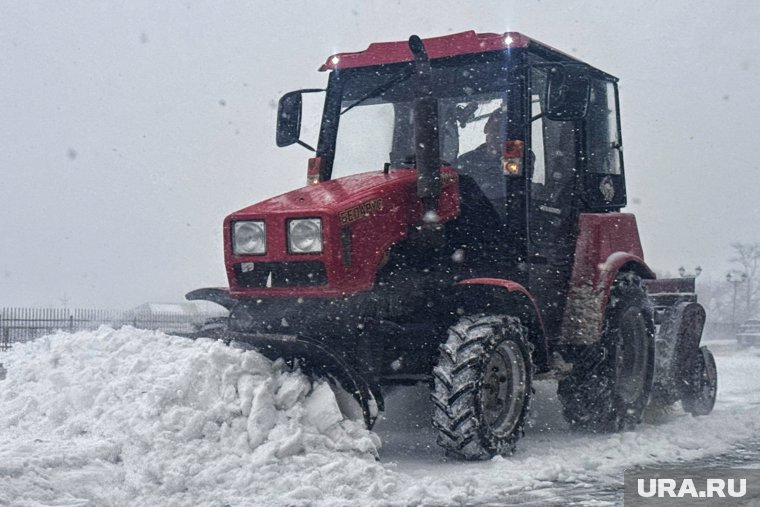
[558,272,655,432]
[431,315,533,460]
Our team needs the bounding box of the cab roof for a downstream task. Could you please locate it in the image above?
[319,30,584,72]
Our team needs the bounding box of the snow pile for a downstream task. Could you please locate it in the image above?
[1,328,759,506]
[0,327,392,506]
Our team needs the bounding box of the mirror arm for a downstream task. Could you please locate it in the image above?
[296,140,316,152]
[294,88,326,94]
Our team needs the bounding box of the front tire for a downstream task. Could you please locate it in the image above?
[432,315,533,460]
[558,272,655,432]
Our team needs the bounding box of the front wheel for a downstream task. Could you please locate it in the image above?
[431,314,533,460]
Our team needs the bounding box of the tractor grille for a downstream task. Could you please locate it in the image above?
[234,261,327,288]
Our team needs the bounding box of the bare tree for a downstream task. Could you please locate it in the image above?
[729,242,760,319]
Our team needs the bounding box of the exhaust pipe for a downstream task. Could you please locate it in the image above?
[408,35,441,221]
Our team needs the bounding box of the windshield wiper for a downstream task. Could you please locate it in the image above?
[340,68,413,115]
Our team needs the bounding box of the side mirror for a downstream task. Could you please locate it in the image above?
[545,65,590,121]
[276,91,304,147]
[276,88,324,149]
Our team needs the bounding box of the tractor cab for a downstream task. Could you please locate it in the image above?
[277,31,626,338]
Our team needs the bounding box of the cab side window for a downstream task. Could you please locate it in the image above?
[583,79,626,208]
[586,80,622,175]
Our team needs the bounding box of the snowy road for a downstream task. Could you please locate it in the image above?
[0,329,758,506]
[375,340,760,505]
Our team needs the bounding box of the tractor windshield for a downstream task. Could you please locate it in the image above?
[321,53,518,181]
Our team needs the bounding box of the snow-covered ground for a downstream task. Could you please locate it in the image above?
[0,328,758,506]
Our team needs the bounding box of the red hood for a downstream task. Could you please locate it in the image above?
[224,167,460,298]
[231,169,417,218]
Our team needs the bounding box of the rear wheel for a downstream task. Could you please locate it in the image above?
[558,272,655,432]
[682,346,717,416]
[431,315,533,460]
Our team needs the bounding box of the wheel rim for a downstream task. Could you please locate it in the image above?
[481,340,527,435]
[616,307,650,404]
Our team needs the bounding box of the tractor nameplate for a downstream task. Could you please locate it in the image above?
[339,198,383,225]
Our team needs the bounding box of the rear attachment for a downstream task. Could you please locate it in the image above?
[643,277,717,413]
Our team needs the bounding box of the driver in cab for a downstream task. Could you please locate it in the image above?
[455,106,508,209]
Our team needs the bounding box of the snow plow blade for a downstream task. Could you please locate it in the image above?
[181,327,378,429]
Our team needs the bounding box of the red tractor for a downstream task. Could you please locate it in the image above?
[189,31,717,460]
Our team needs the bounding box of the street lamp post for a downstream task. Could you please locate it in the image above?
[678,266,703,279]
[726,271,748,332]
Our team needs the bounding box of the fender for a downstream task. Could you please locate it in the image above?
[561,213,656,345]
[454,278,549,371]
[597,251,656,314]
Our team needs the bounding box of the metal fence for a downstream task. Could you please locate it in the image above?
[0,307,226,351]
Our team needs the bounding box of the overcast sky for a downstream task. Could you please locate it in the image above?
[1,0,758,308]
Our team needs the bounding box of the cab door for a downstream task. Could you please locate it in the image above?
[527,64,581,339]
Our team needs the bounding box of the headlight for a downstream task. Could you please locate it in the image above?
[233,221,266,255]
[288,218,323,254]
